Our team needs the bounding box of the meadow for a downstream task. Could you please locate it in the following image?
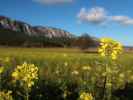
[0,47,133,100]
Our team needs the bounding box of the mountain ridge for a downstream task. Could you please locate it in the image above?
[0,15,99,48]
[0,15,73,38]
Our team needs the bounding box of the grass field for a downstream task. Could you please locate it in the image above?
[0,47,133,68]
[1,47,133,100]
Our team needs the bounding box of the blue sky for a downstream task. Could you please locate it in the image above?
[0,0,133,46]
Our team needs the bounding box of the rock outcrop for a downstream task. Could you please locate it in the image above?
[0,16,73,38]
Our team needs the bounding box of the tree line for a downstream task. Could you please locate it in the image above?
[0,29,99,48]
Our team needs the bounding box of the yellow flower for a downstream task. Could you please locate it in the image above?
[130,75,133,81]
[63,53,67,57]
[71,70,79,75]
[80,92,93,100]
[28,81,34,88]
[82,66,91,71]
[111,53,117,60]
[98,38,123,60]
[12,72,18,78]
[0,67,4,74]
[64,62,68,66]
[0,90,13,100]
[12,62,38,88]
[106,82,112,88]
[119,73,125,78]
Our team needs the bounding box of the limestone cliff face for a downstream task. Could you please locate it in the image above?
[0,16,73,38]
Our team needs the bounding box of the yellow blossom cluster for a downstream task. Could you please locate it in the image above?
[80,92,93,100]
[0,67,4,74]
[0,91,13,100]
[82,66,91,71]
[98,38,123,60]
[71,70,79,75]
[12,62,38,88]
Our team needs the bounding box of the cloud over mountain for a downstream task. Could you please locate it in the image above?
[111,16,133,25]
[78,7,133,26]
[77,7,107,24]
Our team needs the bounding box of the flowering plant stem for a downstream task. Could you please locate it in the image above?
[103,58,112,100]
[25,84,29,100]
[26,92,29,100]
[0,74,1,91]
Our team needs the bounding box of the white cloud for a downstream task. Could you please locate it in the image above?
[112,16,133,25]
[78,7,133,26]
[77,7,107,24]
[34,0,73,4]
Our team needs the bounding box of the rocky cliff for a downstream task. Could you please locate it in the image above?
[0,16,73,38]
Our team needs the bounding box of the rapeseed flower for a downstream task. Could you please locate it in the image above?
[0,67,4,74]
[98,38,123,60]
[64,62,68,66]
[106,82,112,88]
[82,66,91,71]
[63,53,67,57]
[0,91,13,100]
[12,62,38,88]
[71,70,79,75]
[80,92,93,100]
[119,73,124,78]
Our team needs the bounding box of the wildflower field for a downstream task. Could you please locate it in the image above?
[0,44,133,99]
